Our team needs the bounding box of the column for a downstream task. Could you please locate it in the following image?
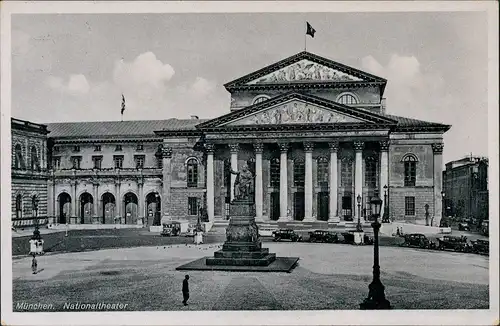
[71,180,77,223]
[205,143,215,221]
[254,142,264,221]
[328,142,339,221]
[353,141,364,219]
[379,140,390,219]
[161,145,172,219]
[138,177,144,225]
[229,144,239,202]
[47,179,54,224]
[278,143,289,220]
[303,142,314,221]
[115,180,121,222]
[92,181,98,222]
[432,143,444,227]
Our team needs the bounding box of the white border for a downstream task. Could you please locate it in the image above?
[1,1,499,326]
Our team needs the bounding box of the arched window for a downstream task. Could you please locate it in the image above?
[337,93,358,105]
[317,157,329,187]
[14,144,24,170]
[270,157,280,187]
[294,158,305,187]
[30,146,40,171]
[186,158,198,188]
[252,95,270,105]
[15,194,22,219]
[365,156,378,188]
[341,158,353,187]
[403,154,418,187]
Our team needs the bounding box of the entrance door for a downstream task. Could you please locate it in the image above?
[317,192,329,221]
[294,192,305,221]
[270,192,280,221]
[342,196,353,221]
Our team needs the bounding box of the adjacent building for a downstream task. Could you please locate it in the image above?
[11,51,451,227]
[443,156,489,222]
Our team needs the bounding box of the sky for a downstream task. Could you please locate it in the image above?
[11,11,490,164]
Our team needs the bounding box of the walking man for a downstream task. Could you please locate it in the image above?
[31,254,38,274]
[182,275,190,306]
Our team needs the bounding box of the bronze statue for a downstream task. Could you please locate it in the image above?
[230,164,254,201]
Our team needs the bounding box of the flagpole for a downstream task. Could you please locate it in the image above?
[304,22,307,51]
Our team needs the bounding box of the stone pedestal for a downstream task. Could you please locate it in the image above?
[353,231,365,245]
[206,200,276,267]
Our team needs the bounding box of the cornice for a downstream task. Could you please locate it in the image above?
[226,81,385,92]
[51,137,163,144]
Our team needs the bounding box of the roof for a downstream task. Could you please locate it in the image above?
[11,118,49,134]
[380,113,451,131]
[46,119,208,138]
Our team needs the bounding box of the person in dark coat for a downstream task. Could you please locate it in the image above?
[182,275,189,306]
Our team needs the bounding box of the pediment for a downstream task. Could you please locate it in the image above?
[225,99,367,126]
[247,59,363,85]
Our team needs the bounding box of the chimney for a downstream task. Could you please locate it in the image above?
[190,115,199,120]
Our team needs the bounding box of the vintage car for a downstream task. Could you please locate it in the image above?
[308,230,339,243]
[272,229,302,242]
[341,231,374,245]
[471,239,489,255]
[437,235,471,252]
[401,233,435,249]
[161,222,181,237]
[259,226,278,237]
[458,222,470,231]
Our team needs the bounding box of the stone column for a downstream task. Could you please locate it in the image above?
[303,142,314,221]
[254,142,264,222]
[229,144,239,202]
[205,143,215,221]
[115,180,121,222]
[353,141,364,219]
[71,179,77,223]
[92,181,99,222]
[138,176,144,225]
[161,145,172,219]
[47,179,54,223]
[379,140,390,219]
[278,143,289,220]
[432,143,444,227]
[328,141,339,221]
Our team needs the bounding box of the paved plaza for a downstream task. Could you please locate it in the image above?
[12,242,488,311]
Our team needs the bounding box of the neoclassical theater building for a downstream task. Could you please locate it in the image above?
[11,51,451,227]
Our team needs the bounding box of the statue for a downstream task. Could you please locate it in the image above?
[230,164,254,201]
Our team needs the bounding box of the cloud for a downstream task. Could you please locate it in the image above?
[190,77,216,96]
[45,74,90,95]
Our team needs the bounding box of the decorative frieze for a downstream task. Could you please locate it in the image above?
[353,141,365,152]
[303,141,314,152]
[432,143,444,154]
[253,142,264,153]
[379,140,390,151]
[328,141,339,153]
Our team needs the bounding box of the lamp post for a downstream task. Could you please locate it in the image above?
[441,191,446,227]
[360,195,391,310]
[155,193,160,226]
[424,203,430,226]
[382,185,389,223]
[356,194,363,232]
[32,196,40,238]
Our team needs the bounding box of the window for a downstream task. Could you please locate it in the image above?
[403,155,417,187]
[187,158,198,187]
[53,157,61,170]
[92,156,102,169]
[337,93,358,105]
[113,155,124,169]
[14,144,24,169]
[53,146,60,153]
[115,145,123,151]
[405,196,415,216]
[252,95,270,105]
[94,145,101,152]
[71,156,82,169]
[270,157,280,187]
[341,159,353,187]
[317,157,329,187]
[30,146,40,171]
[136,144,144,151]
[135,155,145,169]
[15,194,22,219]
[73,145,80,152]
[294,159,305,187]
[365,157,378,188]
[188,197,198,216]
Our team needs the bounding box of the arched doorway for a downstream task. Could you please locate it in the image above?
[57,193,72,224]
[102,193,116,224]
[145,192,161,226]
[80,192,93,224]
[123,192,138,225]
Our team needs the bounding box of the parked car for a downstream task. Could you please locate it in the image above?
[259,226,278,237]
[308,230,339,243]
[471,239,489,255]
[161,222,181,237]
[437,235,471,252]
[401,233,435,249]
[272,229,302,242]
[458,222,470,231]
[341,231,373,245]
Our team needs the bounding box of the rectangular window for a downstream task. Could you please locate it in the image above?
[341,160,353,187]
[73,145,80,152]
[92,156,102,169]
[115,145,123,151]
[71,156,82,169]
[405,196,415,216]
[94,145,102,152]
[188,197,198,216]
[136,144,144,151]
[113,155,124,169]
[294,161,305,187]
[317,158,329,187]
[365,159,377,188]
[270,158,280,187]
[404,161,417,186]
[134,155,145,169]
[53,157,61,170]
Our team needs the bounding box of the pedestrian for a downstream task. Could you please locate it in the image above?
[31,254,37,274]
[182,275,190,306]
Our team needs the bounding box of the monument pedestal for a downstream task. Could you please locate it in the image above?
[206,200,276,266]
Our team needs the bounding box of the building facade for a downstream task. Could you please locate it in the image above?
[11,51,451,226]
[443,156,489,222]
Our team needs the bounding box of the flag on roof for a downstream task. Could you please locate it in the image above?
[306,22,316,38]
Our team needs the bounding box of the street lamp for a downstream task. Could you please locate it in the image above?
[382,185,389,223]
[356,194,363,232]
[441,191,446,227]
[32,196,41,240]
[360,195,391,310]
